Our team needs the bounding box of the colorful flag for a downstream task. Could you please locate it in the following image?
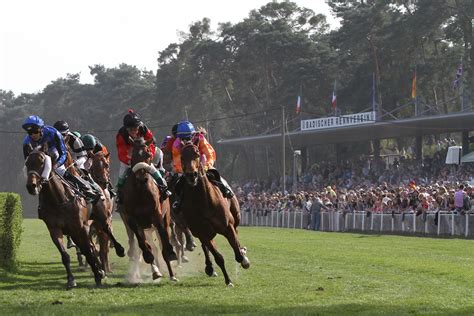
[296,95,301,114]
[332,80,337,110]
[411,70,417,99]
[453,63,463,90]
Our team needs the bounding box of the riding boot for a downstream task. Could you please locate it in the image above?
[212,180,234,199]
[64,172,102,205]
[107,182,116,198]
[172,176,185,211]
[115,176,126,204]
[66,235,76,249]
[151,171,172,203]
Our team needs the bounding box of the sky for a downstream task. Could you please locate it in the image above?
[0,0,337,95]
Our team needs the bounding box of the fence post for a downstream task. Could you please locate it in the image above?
[321,212,324,232]
[380,213,383,231]
[466,214,469,238]
[437,212,441,236]
[361,212,365,231]
[353,211,356,229]
[294,211,297,229]
[413,213,416,233]
[287,211,290,228]
[336,211,340,231]
[451,212,455,236]
[345,213,348,230]
[277,211,280,227]
[370,213,374,231]
[391,215,394,232]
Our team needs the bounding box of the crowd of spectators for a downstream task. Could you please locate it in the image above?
[234,144,474,230]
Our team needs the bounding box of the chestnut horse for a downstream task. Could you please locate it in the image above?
[24,145,104,289]
[121,138,178,281]
[180,142,249,287]
[88,151,125,273]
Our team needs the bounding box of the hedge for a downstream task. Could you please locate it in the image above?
[0,193,23,271]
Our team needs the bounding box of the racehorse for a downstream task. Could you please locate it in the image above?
[121,137,178,281]
[24,144,104,289]
[88,151,125,273]
[179,142,250,287]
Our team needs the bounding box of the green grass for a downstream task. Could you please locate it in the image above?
[0,219,473,315]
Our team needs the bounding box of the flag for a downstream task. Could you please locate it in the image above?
[453,63,463,90]
[332,80,337,110]
[411,70,417,99]
[296,95,301,114]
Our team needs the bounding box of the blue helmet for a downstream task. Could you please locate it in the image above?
[22,115,44,133]
[176,121,195,139]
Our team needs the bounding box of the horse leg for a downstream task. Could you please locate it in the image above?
[97,230,111,274]
[184,228,196,251]
[224,225,250,269]
[72,229,105,287]
[144,228,163,280]
[201,242,217,277]
[153,215,177,262]
[170,224,183,266]
[152,216,177,280]
[94,202,125,258]
[48,228,76,289]
[127,217,154,264]
[203,239,232,286]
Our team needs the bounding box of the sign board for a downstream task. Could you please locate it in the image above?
[301,111,376,131]
[446,146,462,165]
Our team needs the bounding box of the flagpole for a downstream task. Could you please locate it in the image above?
[460,57,464,111]
[414,66,418,116]
[372,72,376,113]
[281,105,286,195]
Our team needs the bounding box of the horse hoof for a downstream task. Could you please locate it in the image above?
[66,280,77,290]
[152,272,163,280]
[241,256,250,269]
[205,266,215,277]
[170,276,179,282]
[143,251,154,264]
[185,243,195,252]
[211,272,218,277]
[167,251,178,262]
[227,282,234,288]
[115,245,125,258]
[182,256,189,263]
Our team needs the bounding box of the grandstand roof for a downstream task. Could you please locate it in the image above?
[218,111,474,147]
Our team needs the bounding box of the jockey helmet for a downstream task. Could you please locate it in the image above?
[71,131,81,138]
[22,115,44,133]
[81,134,97,150]
[123,109,142,128]
[53,120,69,135]
[177,121,195,139]
[171,124,178,137]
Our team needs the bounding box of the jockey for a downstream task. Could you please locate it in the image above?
[160,123,178,172]
[171,120,234,209]
[81,134,116,198]
[22,116,101,205]
[115,109,171,203]
[53,121,88,170]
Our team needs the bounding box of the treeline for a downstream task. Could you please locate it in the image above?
[0,1,472,216]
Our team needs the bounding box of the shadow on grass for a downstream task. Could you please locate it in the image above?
[0,261,103,291]
[5,301,474,315]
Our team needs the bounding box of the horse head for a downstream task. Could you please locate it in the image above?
[181,141,201,187]
[130,137,153,184]
[24,144,49,195]
[90,151,111,186]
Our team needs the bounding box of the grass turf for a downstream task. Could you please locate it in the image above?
[0,219,473,315]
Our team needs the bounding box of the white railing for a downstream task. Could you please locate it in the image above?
[240,210,474,238]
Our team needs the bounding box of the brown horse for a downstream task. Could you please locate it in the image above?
[24,145,104,289]
[88,151,125,273]
[121,138,178,281]
[180,142,250,287]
